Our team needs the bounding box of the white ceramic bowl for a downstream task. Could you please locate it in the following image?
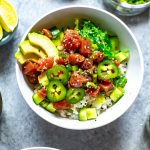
[16,6,144,130]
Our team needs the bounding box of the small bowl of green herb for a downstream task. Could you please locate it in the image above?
[103,0,150,16]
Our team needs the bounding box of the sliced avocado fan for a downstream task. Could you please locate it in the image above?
[28,32,58,59]
[15,50,40,64]
[19,40,46,58]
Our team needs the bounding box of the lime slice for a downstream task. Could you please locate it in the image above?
[0,0,18,32]
[0,24,3,40]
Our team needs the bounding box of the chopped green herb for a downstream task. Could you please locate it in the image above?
[78,20,113,58]
[114,75,127,88]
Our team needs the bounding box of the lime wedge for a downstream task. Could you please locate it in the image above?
[0,0,18,32]
[0,24,3,40]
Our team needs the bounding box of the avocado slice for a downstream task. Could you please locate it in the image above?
[19,40,46,58]
[28,32,58,59]
[15,50,39,64]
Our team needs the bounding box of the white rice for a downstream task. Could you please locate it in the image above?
[58,96,113,119]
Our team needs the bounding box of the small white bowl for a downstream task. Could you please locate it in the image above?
[16,6,144,130]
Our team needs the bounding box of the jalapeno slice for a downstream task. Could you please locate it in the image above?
[66,88,85,104]
[46,80,66,102]
[46,65,69,85]
[97,60,118,80]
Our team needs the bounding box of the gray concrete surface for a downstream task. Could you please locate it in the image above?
[0,0,150,150]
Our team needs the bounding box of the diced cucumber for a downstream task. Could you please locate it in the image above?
[110,87,124,102]
[46,103,56,113]
[110,37,119,51]
[86,108,97,120]
[78,108,88,121]
[38,72,49,86]
[115,51,128,62]
[32,93,44,105]
[78,108,97,121]
[92,94,105,108]
[40,100,49,108]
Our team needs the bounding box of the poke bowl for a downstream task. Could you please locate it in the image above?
[15,6,144,130]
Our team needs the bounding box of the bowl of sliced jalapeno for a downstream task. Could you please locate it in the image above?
[15,6,144,130]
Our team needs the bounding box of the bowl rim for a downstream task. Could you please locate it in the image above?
[16,5,144,130]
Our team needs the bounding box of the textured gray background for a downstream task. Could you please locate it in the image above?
[0,0,150,150]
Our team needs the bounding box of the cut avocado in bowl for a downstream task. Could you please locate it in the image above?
[28,32,58,58]
[15,50,40,64]
[15,32,58,64]
[19,40,47,58]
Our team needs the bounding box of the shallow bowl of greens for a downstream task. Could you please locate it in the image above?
[104,0,150,16]
[16,6,144,130]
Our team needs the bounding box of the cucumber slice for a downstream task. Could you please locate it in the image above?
[110,37,119,51]
[46,103,56,113]
[32,93,44,105]
[110,87,124,102]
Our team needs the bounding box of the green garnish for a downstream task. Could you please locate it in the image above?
[78,20,113,58]
[114,75,127,88]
